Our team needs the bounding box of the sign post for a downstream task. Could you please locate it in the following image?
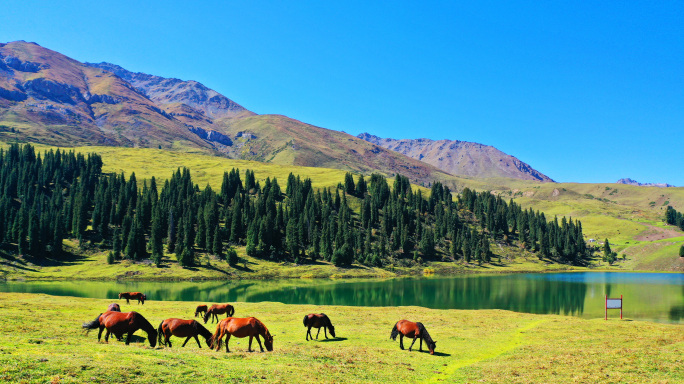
[605,295,623,320]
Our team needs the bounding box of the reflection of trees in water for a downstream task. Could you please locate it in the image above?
[238,276,587,316]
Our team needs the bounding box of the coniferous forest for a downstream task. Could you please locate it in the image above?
[0,144,594,268]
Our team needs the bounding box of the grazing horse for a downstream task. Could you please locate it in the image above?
[210,317,273,352]
[303,313,336,340]
[119,292,146,305]
[82,311,157,347]
[390,320,436,355]
[107,303,121,312]
[203,304,235,324]
[194,305,208,318]
[157,318,213,348]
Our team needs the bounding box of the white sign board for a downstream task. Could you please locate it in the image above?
[606,299,622,309]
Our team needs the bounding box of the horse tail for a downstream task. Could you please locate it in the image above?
[82,313,103,330]
[416,322,435,346]
[157,321,164,346]
[303,315,308,327]
[228,305,235,317]
[211,323,223,350]
[390,322,400,341]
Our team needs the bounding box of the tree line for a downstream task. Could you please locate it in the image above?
[0,143,594,268]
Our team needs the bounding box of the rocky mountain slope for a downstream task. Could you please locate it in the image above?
[0,41,450,185]
[358,133,554,182]
[616,178,674,188]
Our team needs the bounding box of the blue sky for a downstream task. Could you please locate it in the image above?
[1,1,682,184]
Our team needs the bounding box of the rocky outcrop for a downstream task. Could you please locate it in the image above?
[188,126,233,146]
[358,133,554,182]
[22,78,85,105]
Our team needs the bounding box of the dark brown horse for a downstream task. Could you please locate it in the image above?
[194,304,208,318]
[107,303,121,312]
[157,318,213,348]
[390,320,436,354]
[119,292,146,305]
[210,317,273,352]
[303,313,336,340]
[203,304,235,324]
[82,311,157,347]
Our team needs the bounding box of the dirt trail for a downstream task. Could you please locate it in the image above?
[635,224,682,241]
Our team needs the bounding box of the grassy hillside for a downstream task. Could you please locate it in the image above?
[445,177,684,272]
[0,293,681,383]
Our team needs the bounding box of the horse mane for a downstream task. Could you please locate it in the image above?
[132,312,156,336]
[416,322,435,348]
[253,317,270,337]
[389,322,400,341]
[193,320,213,340]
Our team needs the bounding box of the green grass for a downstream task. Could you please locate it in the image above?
[1,238,586,281]
[0,293,681,383]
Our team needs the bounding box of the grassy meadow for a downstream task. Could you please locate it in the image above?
[0,293,681,384]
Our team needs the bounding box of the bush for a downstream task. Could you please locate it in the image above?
[332,244,353,267]
[107,251,115,265]
[178,249,194,267]
[227,247,239,266]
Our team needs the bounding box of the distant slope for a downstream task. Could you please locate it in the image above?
[358,133,554,182]
[616,178,675,188]
[85,62,255,121]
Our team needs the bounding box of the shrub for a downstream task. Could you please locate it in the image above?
[107,251,115,265]
[227,247,239,266]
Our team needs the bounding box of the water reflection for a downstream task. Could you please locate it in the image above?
[1,272,682,323]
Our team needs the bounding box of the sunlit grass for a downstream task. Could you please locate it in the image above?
[0,293,680,383]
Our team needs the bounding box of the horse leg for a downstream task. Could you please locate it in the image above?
[408,337,418,352]
[224,334,231,352]
[98,326,104,342]
[248,336,253,352]
[399,335,404,350]
[104,330,111,343]
[255,335,264,352]
[324,327,328,339]
[419,338,423,352]
[125,332,132,345]
[194,335,202,348]
[182,337,191,347]
[316,327,321,340]
[306,326,311,341]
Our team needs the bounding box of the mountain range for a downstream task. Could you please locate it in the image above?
[616,178,675,188]
[0,40,550,184]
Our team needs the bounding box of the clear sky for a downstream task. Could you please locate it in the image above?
[1,1,682,185]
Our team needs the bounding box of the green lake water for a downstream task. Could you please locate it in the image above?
[1,272,682,324]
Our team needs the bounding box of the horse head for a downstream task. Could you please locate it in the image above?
[148,328,158,348]
[428,340,436,355]
[118,292,124,299]
[264,331,274,352]
[328,324,336,338]
[203,310,211,324]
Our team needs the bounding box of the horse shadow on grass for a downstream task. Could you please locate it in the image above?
[318,337,348,343]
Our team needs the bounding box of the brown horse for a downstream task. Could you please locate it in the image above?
[82,311,157,347]
[390,320,436,354]
[303,313,336,340]
[119,292,146,305]
[194,304,208,318]
[107,303,121,312]
[210,317,273,352]
[157,318,213,348]
[203,304,235,324]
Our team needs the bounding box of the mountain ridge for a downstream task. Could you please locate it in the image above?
[616,178,675,188]
[358,133,554,182]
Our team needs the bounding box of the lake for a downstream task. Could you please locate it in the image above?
[1,272,682,324]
